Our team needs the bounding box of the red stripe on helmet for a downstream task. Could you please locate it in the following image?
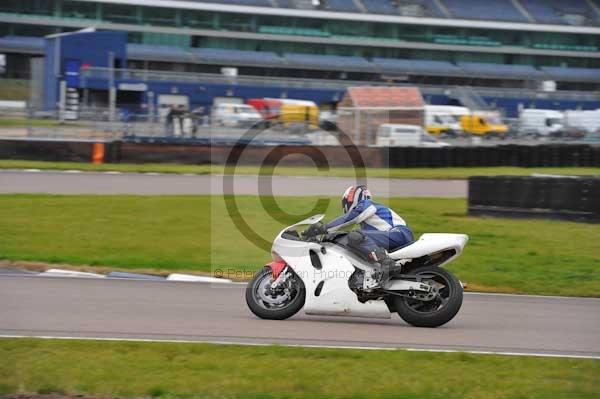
[346,185,357,203]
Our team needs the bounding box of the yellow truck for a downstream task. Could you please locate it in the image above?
[424,105,507,137]
[253,98,319,128]
[425,105,464,137]
[460,114,508,137]
[280,101,319,128]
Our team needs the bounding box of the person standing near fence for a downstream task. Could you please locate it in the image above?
[174,105,186,137]
[165,105,175,137]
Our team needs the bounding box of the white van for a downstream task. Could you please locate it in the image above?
[519,109,564,136]
[425,105,464,136]
[212,103,263,127]
[427,105,471,119]
[374,124,450,147]
[563,110,600,133]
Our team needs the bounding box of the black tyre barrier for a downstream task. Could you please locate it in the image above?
[387,144,600,168]
[0,139,121,163]
[468,176,600,223]
[1,139,600,167]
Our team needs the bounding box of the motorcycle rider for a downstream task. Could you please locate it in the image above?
[305,185,414,284]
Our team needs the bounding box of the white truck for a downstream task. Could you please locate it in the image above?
[518,109,564,137]
[374,124,450,147]
[212,103,263,128]
[425,105,464,136]
[563,110,600,133]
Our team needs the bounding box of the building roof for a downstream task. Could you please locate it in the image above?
[81,0,600,33]
[343,86,424,109]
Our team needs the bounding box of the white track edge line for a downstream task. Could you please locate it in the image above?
[0,334,598,360]
[0,273,237,284]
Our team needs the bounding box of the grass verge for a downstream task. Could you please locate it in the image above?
[0,79,29,101]
[0,195,598,296]
[0,159,598,179]
[1,338,598,399]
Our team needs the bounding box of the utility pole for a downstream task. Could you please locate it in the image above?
[108,51,116,122]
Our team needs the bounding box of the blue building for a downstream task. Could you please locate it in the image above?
[3,0,600,118]
[36,28,600,119]
[42,29,344,118]
[44,30,127,111]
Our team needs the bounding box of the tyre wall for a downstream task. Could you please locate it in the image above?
[0,139,599,167]
[468,176,600,223]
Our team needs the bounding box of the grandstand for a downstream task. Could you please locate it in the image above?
[0,0,599,117]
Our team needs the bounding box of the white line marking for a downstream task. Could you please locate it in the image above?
[0,334,597,360]
[166,273,233,283]
[63,170,83,173]
[103,171,122,175]
[23,169,42,172]
[401,347,600,360]
[40,269,105,278]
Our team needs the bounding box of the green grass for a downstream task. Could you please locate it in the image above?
[0,159,599,179]
[0,118,78,128]
[1,338,598,399]
[0,195,599,296]
[0,79,29,101]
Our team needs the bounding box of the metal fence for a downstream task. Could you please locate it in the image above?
[0,105,598,148]
[0,107,124,141]
[0,106,322,144]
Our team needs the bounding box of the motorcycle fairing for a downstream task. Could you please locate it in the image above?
[269,216,468,320]
[267,260,287,279]
[272,235,391,319]
[389,233,468,265]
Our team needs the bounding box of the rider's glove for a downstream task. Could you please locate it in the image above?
[303,223,328,238]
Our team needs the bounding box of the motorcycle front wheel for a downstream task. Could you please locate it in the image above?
[246,266,305,320]
[394,266,463,328]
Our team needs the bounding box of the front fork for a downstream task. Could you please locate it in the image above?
[270,267,290,289]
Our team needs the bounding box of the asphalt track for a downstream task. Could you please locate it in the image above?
[1,275,598,359]
[0,170,467,197]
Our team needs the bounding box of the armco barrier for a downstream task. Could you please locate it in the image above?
[0,139,599,167]
[468,176,600,223]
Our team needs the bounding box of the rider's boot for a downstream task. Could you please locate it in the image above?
[368,247,395,287]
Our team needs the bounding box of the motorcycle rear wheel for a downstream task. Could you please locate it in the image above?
[394,266,463,328]
[246,266,305,320]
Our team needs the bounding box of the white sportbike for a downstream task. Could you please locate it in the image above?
[246,215,469,328]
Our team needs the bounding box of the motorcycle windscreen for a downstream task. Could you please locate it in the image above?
[288,214,325,230]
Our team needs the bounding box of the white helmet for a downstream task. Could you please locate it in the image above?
[341,185,371,213]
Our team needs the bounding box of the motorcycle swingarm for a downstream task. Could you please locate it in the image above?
[383,280,433,293]
[390,273,435,281]
[380,289,430,300]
